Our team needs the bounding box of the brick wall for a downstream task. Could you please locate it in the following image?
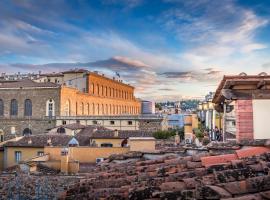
[235,100,254,142]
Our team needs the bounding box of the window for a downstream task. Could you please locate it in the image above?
[64,100,70,116]
[15,151,21,163]
[232,121,236,126]
[46,99,55,117]
[110,121,115,125]
[10,99,18,116]
[0,99,4,116]
[68,80,72,85]
[93,120,98,125]
[0,129,4,142]
[57,127,66,133]
[92,83,95,94]
[128,121,133,125]
[62,120,67,125]
[101,143,113,147]
[24,99,32,116]
[37,151,44,156]
[23,128,32,136]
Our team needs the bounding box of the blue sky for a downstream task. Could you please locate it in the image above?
[1,0,270,101]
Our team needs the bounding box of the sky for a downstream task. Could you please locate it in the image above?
[1,0,270,101]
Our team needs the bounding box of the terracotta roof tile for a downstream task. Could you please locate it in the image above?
[236,147,270,159]
[201,154,237,167]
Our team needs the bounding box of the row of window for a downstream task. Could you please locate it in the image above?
[64,100,139,116]
[0,99,55,117]
[75,103,139,115]
[90,83,133,100]
[0,99,32,116]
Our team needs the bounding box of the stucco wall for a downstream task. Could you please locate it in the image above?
[253,99,270,139]
[5,147,44,168]
[92,138,124,147]
[45,146,129,163]
[129,139,156,152]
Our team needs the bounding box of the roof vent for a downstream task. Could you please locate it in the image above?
[239,72,247,76]
[47,138,52,146]
[258,72,268,76]
[114,129,119,137]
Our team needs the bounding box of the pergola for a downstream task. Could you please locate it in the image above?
[213,73,270,106]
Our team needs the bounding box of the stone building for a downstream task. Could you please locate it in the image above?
[0,80,60,140]
[0,70,141,139]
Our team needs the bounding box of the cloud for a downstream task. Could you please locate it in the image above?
[159,69,223,82]
[262,63,270,69]
[90,56,150,72]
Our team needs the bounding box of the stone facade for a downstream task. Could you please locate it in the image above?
[0,87,60,139]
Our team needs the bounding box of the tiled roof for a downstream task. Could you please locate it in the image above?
[0,79,59,89]
[201,153,237,167]
[57,123,86,130]
[4,134,90,147]
[236,147,270,158]
[63,146,270,199]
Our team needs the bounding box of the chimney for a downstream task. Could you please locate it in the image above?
[28,138,32,144]
[47,138,52,146]
[114,129,119,137]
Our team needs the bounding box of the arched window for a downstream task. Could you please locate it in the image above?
[97,84,100,95]
[105,104,108,115]
[46,99,55,117]
[10,99,18,116]
[81,102,84,115]
[24,99,32,116]
[101,104,104,115]
[0,99,4,116]
[23,128,32,136]
[92,103,95,115]
[91,83,95,94]
[87,103,90,115]
[64,100,70,116]
[0,129,4,142]
[97,104,100,115]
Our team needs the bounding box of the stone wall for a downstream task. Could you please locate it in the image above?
[139,119,163,132]
[0,88,60,138]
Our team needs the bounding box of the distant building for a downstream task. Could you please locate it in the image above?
[141,101,155,114]
[167,114,184,129]
[0,70,141,140]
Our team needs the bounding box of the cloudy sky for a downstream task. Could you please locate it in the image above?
[1,0,270,101]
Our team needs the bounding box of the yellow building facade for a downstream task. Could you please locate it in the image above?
[60,72,141,116]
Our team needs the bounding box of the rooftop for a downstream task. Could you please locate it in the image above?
[0,79,59,89]
[213,73,270,104]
